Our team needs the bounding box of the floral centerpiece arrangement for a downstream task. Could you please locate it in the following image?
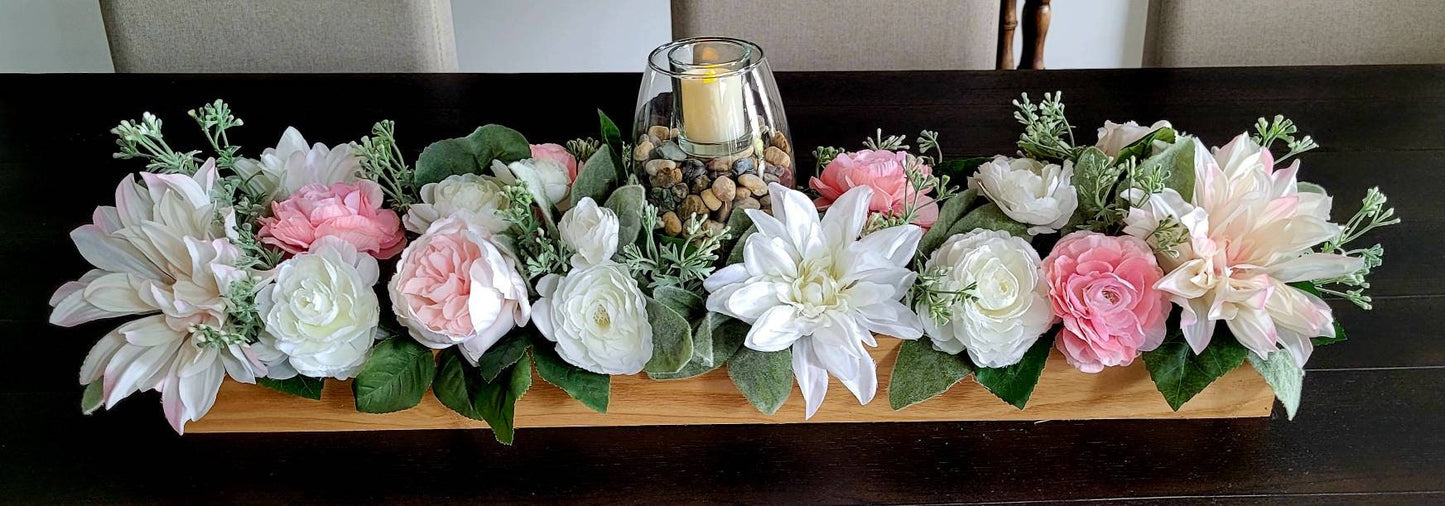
[51,95,1397,443]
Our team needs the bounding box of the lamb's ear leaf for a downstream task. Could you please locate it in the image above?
[643,298,694,374]
[571,146,620,207]
[1248,350,1303,420]
[919,188,977,255]
[727,347,793,415]
[604,184,647,249]
[649,313,748,380]
[947,202,1028,239]
[888,337,974,410]
[81,380,104,415]
[974,333,1054,409]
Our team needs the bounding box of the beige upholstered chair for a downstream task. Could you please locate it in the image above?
[100,0,457,72]
[1144,0,1445,67]
[671,0,1001,71]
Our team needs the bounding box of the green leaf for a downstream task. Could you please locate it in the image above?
[258,375,325,400]
[934,156,990,183]
[719,207,755,256]
[414,124,531,186]
[643,297,695,374]
[604,184,647,250]
[570,145,620,207]
[1113,127,1177,163]
[727,346,794,415]
[947,202,1029,239]
[433,349,533,445]
[1248,350,1304,420]
[1288,282,1348,346]
[598,109,628,182]
[975,333,1053,408]
[1137,137,1197,200]
[475,332,531,383]
[1297,181,1328,195]
[888,337,974,410]
[352,338,436,413]
[727,224,756,264]
[653,285,705,320]
[919,188,978,256]
[650,313,748,380]
[531,334,610,413]
[1142,330,1249,411]
[81,380,103,415]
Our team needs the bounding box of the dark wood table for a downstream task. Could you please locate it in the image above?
[1,67,1441,504]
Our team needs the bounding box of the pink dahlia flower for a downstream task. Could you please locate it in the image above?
[258,180,406,259]
[1043,231,1170,373]
[810,149,938,229]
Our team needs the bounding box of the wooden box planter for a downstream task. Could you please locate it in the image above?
[189,340,1274,433]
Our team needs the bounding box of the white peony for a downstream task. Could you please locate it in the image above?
[704,183,924,418]
[1095,120,1172,157]
[233,126,360,202]
[491,158,571,219]
[557,197,619,268]
[1123,134,1358,366]
[403,173,509,234]
[51,160,264,433]
[254,237,380,380]
[918,229,1054,368]
[533,260,653,375]
[967,156,1079,235]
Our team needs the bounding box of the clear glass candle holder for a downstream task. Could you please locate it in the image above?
[634,37,793,231]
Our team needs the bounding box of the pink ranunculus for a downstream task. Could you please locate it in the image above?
[809,149,938,229]
[1043,231,1170,373]
[258,180,406,259]
[389,216,531,363]
[531,143,578,182]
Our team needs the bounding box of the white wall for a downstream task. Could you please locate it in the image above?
[1015,0,1150,69]
[451,0,672,72]
[0,0,113,72]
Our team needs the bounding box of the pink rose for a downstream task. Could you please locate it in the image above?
[531,143,578,182]
[388,216,531,362]
[809,149,938,229]
[258,180,406,259]
[1043,231,1169,373]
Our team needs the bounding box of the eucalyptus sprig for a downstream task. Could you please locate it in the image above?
[355,120,417,212]
[910,266,977,325]
[188,100,244,169]
[1252,115,1318,163]
[1314,187,1399,310]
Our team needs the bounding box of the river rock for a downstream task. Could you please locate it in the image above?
[731,157,756,176]
[711,176,736,202]
[644,159,675,177]
[701,189,722,211]
[634,141,655,161]
[738,173,767,195]
[661,211,682,236]
[764,146,791,170]
[648,125,671,141]
[658,141,687,161]
[680,195,707,219]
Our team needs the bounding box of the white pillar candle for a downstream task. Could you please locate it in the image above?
[679,68,747,145]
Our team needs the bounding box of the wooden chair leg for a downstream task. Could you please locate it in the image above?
[1019,0,1051,69]
[997,0,1018,70]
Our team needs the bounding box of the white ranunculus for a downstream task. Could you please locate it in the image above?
[533,260,653,375]
[403,173,509,234]
[918,229,1053,368]
[704,183,925,418]
[1095,120,1172,157]
[967,156,1079,236]
[557,197,619,268]
[491,158,571,219]
[233,126,360,202]
[255,237,380,380]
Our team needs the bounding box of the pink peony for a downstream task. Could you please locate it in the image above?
[810,149,938,229]
[1043,231,1170,373]
[389,216,530,362]
[531,143,578,182]
[258,180,406,259]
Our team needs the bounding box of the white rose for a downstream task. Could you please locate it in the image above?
[491,158,571,219]
[917,229,1053,368]
[403,173,510,234]
[557,197,619,268]
[1095,120,1171,157]
[532,260,653,375]
[968,156,1079,235]
[255,237,381,380]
